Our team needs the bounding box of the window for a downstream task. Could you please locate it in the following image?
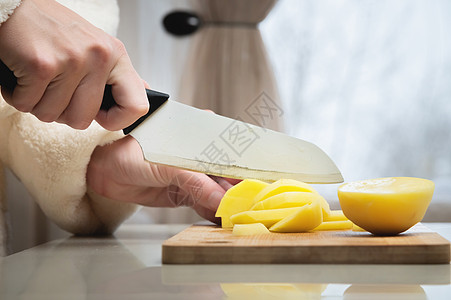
[261,0,451,203]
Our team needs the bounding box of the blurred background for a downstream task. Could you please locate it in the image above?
[7,0,451,253]
[118,0,451,223]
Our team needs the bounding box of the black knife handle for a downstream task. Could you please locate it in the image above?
[0,60,169,134]
[101,85,169,134]
[0,60,16,92]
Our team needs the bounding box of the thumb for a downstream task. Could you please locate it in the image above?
[95,54,149,131]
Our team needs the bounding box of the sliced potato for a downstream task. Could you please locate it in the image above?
[230,207,301,228]
[269,199,323,233]
[253,179,318,204]
[313,220,353,231]
[216,179,269,228]
[250,192,317,210]
[232,223,270,236]
[323,210,348,222]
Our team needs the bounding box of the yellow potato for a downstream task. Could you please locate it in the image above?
[230,207,301,228]
[269,198,323,233]
[216,179,269,228]
[317,195,331,217]
[253,179,318,204]
[338,177,434,235]
[217,178,358,235]
[313,220,353,231]
[250,192,317,210]
[232,223,270,236]
[251,191,331,217]
[323,210,348,222]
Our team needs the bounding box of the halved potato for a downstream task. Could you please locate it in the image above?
[338,177,434,235]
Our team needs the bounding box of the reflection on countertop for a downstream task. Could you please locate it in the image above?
[1,223,450,299]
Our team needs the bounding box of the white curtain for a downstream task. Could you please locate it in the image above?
[178,0,284,131]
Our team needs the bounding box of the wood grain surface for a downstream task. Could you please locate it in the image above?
[162,224,450,264]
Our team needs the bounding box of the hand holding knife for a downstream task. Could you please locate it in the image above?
[0,60,343,183]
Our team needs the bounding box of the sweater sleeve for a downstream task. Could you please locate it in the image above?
[0,0,136,235]
[0,98,139,235]
[0,0,21,25]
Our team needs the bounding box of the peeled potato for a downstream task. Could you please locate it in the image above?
[313,220,353,231]
[253,179,318,204]
[323,210,348,222]
[230,207,301,228]
[269,198,323,233]
[232,223,270,236]
[250,192,318,210]
[216,179,269,228]
[338,177,434,235]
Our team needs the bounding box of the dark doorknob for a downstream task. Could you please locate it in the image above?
[162,11,201,36]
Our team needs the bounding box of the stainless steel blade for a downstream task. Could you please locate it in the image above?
[130,100,343,183]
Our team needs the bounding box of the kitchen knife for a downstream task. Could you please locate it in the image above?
[0,61,343,183]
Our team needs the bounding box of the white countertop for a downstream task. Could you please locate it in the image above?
[1,223,451,299]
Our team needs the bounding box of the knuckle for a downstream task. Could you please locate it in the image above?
[131,101,150,117]
[65,115,92,130]
[28,57,57,81]
[73,119,91,130]
[64,49,84,71]
[72,122,91,130]
[37,114,57,123]
[112,38,127,56]
[126,88,150,117]
[90,41,113,66]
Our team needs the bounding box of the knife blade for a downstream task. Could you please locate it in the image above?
[0,61,343,183]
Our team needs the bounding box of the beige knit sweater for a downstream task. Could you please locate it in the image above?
[0,0,138,256]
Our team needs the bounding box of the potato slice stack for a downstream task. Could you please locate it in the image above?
[216,179,353,235]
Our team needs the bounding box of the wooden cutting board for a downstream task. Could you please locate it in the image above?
[162,224,450,264]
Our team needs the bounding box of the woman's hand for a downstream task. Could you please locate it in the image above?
[0,0,148,130]
[87,136,238,223]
